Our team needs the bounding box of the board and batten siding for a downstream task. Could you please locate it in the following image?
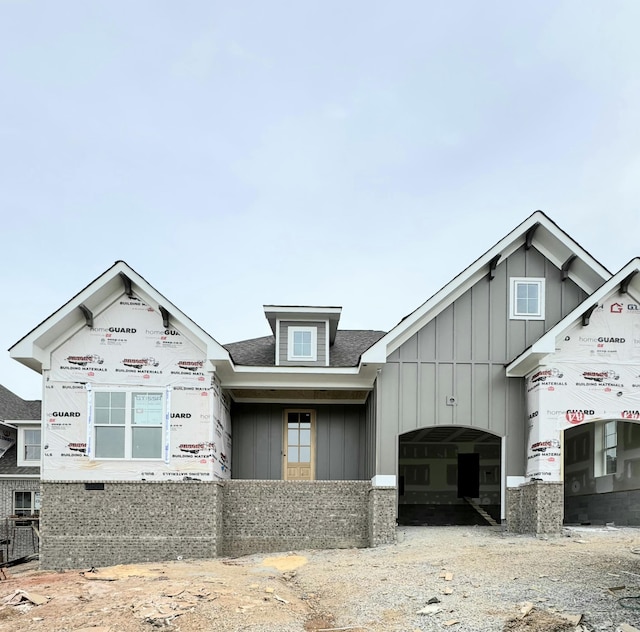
[376,245,588,476]
[278,321,327,366]
[231,403,371,480]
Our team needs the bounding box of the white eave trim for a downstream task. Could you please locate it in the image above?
[219,363,381,391]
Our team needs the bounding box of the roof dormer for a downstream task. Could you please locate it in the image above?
[263,306,342,367]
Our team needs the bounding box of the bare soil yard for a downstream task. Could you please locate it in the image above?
[1,525,640,631]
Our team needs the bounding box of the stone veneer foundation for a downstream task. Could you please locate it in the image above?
[506,481,563,535]
[40,480,397,569]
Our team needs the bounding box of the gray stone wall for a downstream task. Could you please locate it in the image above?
[506,481,563,535]
[0,479,40,562]
[368,487,397,547]
[40,482,222,569]
[222,480,372,556]
[40,480,397,568]
[565,489,640,526]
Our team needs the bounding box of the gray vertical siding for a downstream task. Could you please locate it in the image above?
[231,402,368,480]
[377,244,588,475]
[278,321,327,366]
[364,386,377,479]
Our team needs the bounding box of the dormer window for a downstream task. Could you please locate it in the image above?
[288,327,317,361]
[263,305,341,366]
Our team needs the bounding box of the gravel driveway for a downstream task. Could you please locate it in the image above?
[1,525,639,632]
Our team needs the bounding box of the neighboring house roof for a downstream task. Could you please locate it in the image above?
[362,211,612,363]
[506,257,640,377]
[9,260,232,374]
[225,330,387,367]
[0,384,40,421]
[0,443,39,477]
[0,385,41,478]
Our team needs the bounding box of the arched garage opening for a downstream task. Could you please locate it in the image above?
[564,419,640,526]
[398,426,502,526]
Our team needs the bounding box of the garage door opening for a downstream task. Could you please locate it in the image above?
[564,419,640,526]
[398,426,502,526]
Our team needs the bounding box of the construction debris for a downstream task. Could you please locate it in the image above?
[2,588,50,607]
[417,604,442,615]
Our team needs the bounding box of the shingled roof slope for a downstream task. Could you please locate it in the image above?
[224,330,386,367]
[0,385,41,476]
[0,385,41,421]
[0,443,39,476]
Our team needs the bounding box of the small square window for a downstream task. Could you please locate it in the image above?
[287,327,317,361]
[510,278,545,320]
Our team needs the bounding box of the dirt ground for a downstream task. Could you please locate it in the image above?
[1,525,640,632]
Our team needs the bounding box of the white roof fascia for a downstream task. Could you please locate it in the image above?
[0,474,40,479]
[506,258,640,377]
[263,306,342,315]
[362,211,611,364]
[10,261,232,373]
[4,419,40,426]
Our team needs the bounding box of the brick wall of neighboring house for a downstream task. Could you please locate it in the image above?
[0,479,41,562]
[39,480,398,568]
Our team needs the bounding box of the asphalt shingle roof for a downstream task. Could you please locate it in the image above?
[0,385,41,421]
[0,385,41,477]
[224,330,387,367]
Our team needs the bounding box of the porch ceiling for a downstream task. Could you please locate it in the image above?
[228,388,370,404]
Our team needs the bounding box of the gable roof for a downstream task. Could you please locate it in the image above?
[506,257,640,377]
[9,261,231,373]
[361,211,611,363]
[225,330,386,368]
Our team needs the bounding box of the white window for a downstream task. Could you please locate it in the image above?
[287,326,317,361]
[603,421,617,475]
[93,390,164,459]
[17,426,41,467]
[510,278,545,320]
[13,490,40,516]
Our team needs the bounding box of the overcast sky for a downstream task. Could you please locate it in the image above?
[2,1,640,401]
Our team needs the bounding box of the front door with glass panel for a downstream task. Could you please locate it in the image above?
[284,410,315,480]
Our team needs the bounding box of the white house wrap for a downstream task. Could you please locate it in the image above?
[43,294,231,482]
[526,297,640,481]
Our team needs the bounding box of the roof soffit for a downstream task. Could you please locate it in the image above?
[362,211,612,363]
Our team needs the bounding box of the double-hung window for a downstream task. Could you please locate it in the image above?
[17,426,42,466]
[14,490,40,516]
[287,327,317,361]
[93,390,164,459]
[510,278,545,320]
